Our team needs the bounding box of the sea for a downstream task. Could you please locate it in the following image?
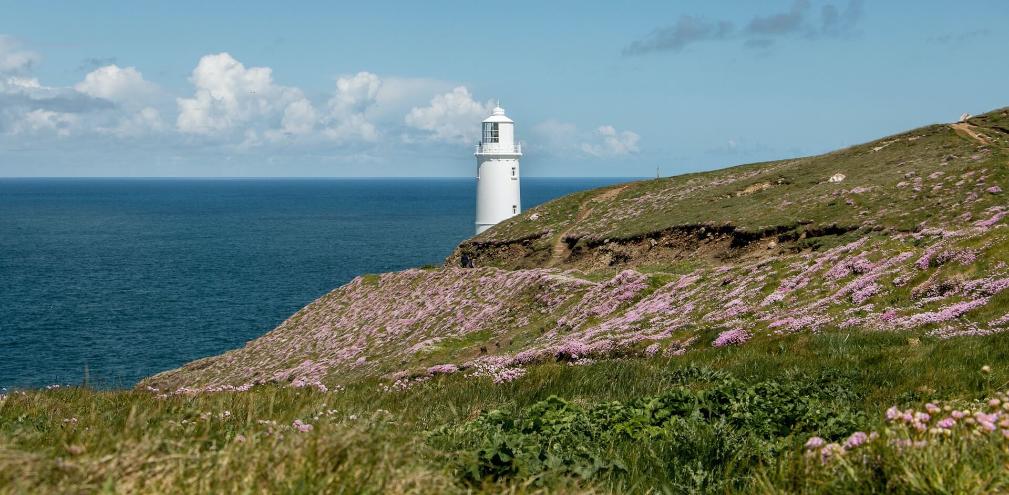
[0,178,631,389]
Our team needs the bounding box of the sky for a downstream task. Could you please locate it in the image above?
[1,1,1007,177]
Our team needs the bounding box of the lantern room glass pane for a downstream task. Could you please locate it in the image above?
[482,122,499,143]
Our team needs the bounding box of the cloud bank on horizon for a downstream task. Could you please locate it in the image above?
[0,40,639,171]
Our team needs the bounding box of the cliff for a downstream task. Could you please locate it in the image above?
[141,107,1009,392]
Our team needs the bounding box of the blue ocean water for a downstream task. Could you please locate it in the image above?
[0,178,630,389]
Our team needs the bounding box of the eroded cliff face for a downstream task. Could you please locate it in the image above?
[142,108,1009,392]
[447,221,864,273]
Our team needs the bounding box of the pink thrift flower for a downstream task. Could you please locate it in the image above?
[712,328,752,347]
[493,367,526,384]
[819,443,844,463]
[976,210,1009,229]
[292,419,313,433]
[427,364,460,375]
[937,417,956,429]
[843,431,868,449]
[805,436,826,449]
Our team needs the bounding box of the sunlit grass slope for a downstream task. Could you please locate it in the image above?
[5,331,1009,493]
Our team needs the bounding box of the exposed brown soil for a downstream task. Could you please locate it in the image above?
[735,182,773,196]
[557,223,862,271]
[447,231,550,269]
[548,185,628,267]
[951,123,991,145]
[451,218,862,271]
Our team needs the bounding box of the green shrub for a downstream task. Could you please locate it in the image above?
[431,367,868,492]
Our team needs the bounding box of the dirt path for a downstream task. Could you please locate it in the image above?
[951,123,991,145]
[547,185,628,267]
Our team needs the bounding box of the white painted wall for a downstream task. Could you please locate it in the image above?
[475,106,521,234]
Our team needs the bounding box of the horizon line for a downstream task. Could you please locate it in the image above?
[0,176,649,180]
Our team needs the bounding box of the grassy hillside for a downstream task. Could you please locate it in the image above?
[5,107,1009,494]
[453,107,1009,270]
[141,108,1009,393]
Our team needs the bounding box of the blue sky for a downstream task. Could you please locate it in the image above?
[1,1,1006,177]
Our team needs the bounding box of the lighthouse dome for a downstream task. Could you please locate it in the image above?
[482,105,513,123]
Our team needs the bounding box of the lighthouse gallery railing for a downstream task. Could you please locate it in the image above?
[474,143,522,154]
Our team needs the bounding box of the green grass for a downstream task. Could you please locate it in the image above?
[5,330,1009,493]
[419,329,495,363]
[463,107,1009,269]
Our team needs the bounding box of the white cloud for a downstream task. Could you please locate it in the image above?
[404,86,493,144]
[101,106,165,137]
[1,75,41,91]
[0,76,95,137]
[0,64,167,139]
[0,35,40,74]
[532,120,641,157]
[72,65,165,137]
[11,109,79,136]
[581,125,641,157]
[329,71,381,115]
[373,77,452,115]
[1,40,496,152]
[323,74,457,142]
[321,71,381,142]
[322,112,377,142]
[74,65,158,104]
[280,98,318,136]
[2,37,645,173]
[176,52,316,138]
[0,75,93,105]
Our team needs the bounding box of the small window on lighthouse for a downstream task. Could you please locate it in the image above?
[511,167,516,177]
[482,122,499,143]
[512,205,517,214]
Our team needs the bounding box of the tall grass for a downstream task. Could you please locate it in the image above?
[3,330,1009,493]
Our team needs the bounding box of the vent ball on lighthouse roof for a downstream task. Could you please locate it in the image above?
[483,106,514,124]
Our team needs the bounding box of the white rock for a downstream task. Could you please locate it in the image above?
[959,113,972,123]
[529,213,540,221]
[828,173,846,183]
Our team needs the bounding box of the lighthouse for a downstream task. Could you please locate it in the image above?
[474,104,522,234]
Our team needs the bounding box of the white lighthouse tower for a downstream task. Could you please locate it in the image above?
[474,104,522,234]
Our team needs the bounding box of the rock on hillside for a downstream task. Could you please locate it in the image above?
[142,107,1009,392]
